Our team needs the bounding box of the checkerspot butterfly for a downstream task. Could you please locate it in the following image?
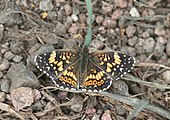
[35,46,135,92]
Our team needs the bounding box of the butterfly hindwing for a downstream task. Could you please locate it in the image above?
[80,62,113,92]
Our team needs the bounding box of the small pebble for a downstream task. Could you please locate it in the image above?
[56,22,66,36]
[102,2,113,13]
[114,0,127,8]
[79,13,86,23]
[0,79,11,93]
[57,91,68,100]
[10,41,24,54]
[70,96,83,112]
[166,40,170,56]
[0,59,10,71]
[11,87,41,110]
[0,55,2,64]
[144,37,155,53]
[64,4,72,16]
[0,71,3,78]
[112,80,129,96]
[101,110,112,120]
[0,92,6,102]
[0,24,4,42]
[90,39,104,49]
[154,22,166,36]
[39,0,54,11]
[112,9,123,20]
[162,70,170,84]
[12,55,23,62]
[96,15,104,24]
[102,17,116,28]
[128,36,137,47]
[4,51,15,60]
[92,114,100,120]
[115,105,128,115]
[154,41,164,57]
[126,25,136,38]
[130,7,140,17]
[68,23,78,34]
[71,14,78,22]
[7,63,40,91]
[142,32,150,38]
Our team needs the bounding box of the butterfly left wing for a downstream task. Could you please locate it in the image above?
[35,49,79,80]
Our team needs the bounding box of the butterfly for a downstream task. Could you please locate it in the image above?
[35,46,135,92]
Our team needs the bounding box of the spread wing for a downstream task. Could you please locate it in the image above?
[89,51,135,81]
[35,49,79,85]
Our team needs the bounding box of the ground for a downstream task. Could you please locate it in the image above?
[0,0,170,120]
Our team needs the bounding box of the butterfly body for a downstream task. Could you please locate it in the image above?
[35,46,135,92]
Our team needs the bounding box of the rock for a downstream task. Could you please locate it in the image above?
[90,39,104,50]
[112,9,123,20]
[126,25,137,38]
[85,107,96,114]
[68,23,78,34]
[142,32,150,38]
[96,15,104,24]
[102,2,113,13]
[4,51,15,60]
[0,24,4,42]
[154,22,166,36]
[64,4,72,16]
[10,41,24,54]
[57,91,68,101]
[130,7,140,17]
[101,110,112,120]
[12,55,23,62]
[143,37,155,53]
[0,55,2,64]
[162,71,170,84]
[128,36,137,47]
[55,22,66,36]
[112,80,129,96]
[65,16,73,29]
[70,95,83,112]
[0,9,22,25]
[0,92,6,102]
[166,40,170,56]
[71,14,78,22]
[79,13,86,23]
[154,41,164,58]
[115,105,128,115]
[102,17,117,28]
[0,59,10,71]
[120,46,136,57]
[92,114,100,120]
[0,79,11,93]
[114,0,127,8]
[7,63,40,91]
[0,71,3,78]
[11,87,41,110]
[39,0,53,11]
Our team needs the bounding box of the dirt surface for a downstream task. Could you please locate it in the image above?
[0,0,170,120]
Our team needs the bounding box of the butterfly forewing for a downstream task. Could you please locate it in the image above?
[90,51,135,81]
[35,50,78,80]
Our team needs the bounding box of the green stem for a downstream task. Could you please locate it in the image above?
[84,0,93,47]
